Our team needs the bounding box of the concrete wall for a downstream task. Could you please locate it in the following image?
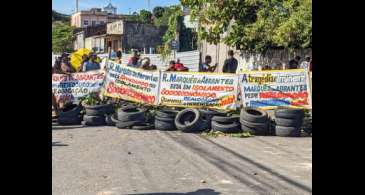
[200,40,312,72]
[122,22,167,51]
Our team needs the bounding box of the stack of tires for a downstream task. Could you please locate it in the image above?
[113,105,154,130]
[211,115,241,133]
[57,104,83,125]
[154,108,178,131]
[274,108,304,137]
[199,109,228,131]
[240,107,270,135]
[302,110,312,135]
[175,108,204,133]
[83,104,114,126]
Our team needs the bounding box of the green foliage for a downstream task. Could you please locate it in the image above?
[52,21,75,53]
[153,6,177,27]
[159,6,183,59]
[201,130,253,138]
[181,0,312,53]
[139,9,153,23]
[52,10,70,22]
[153,6,165,18]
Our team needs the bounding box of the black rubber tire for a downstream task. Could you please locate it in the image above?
[155,110,177,118]
[120,104,137,111]
[84,104,109,116]
[105,114,116,126]
[211,121,242,133]
[275,117,303,127]
[83,115,106,126]
[58,116,82,125]
[59,105,82,118]
[197,119,210,132]
[131,124,155,130]
[275,108,304,119]
[175,109,202,133]
[275,125,301,137]
[199,109,227,117]
[240,120,269,135]
[117,107,146,122]
[211,116,239,123]
[116,121,145,129]
[105,103,115,115]
[154,119,176,130]
[240,107,268,123]
[154,115,175,122]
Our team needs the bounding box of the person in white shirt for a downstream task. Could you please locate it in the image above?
[300,56,311,71]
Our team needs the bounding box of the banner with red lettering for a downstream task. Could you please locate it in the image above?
[239,69,312,109]
[52,70,105,103]
[103,61,160,105]
[159,72,239,110]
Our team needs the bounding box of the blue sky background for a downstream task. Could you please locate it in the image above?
[52,0,180,15]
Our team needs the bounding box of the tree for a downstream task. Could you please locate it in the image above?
[181,0,312,53]
[153,6,165,18]
[153,5,178,27]
[139,9,153,23]
[52,21,75,53]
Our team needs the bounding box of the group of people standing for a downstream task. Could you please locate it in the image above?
[52,52,102,75]
[199,50,312,73]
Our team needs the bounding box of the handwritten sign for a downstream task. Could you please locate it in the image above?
[52,70,105,103]
[159,72,238,110]
[103,61,160,105]
[239,69,312,109]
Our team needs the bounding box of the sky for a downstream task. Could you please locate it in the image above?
[52,0,180,15]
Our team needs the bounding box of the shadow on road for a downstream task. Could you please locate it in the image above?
[52,125,84,131]
[52,142,68,147]
[126,188,220,195]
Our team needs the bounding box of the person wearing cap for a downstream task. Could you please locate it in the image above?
[300,55,311,72]
[82,53,100,72]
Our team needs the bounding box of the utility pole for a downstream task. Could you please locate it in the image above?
[129,8,131,15]
[76,0,79,12]
[147,0,150,11]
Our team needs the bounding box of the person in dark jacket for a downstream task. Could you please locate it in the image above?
[288,56,301,69]
[200,55,217,72]
[222,50,238,73]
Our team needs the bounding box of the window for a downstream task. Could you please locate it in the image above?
[83,20,89,26]
[92,21,96,26]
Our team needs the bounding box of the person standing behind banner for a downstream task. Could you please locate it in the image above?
[140,57,157,70]
[200,55,217,72]
[222,50,238,73]
[288,56,301,69]
[127,49,140,68]
[115,49,122,64]
[166,60,176,71]
[300,55,311,72]
[82,53,100,72]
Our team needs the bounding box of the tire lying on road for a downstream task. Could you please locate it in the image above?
[211,121,241,133]
[240,120,269,135]
[275,117,303,127]
[274,108,304,119]
[154,118,176,130]
[84,104,108,116]
[116,120,145,129]
[175,108,203,133]
[105,114,116,126]
[275,126,301,137]
[155,109,178,118]
[274,108,304,137]
[59,104,83,118]
[58,116,82,125]
[240,107,268,123]
[240,107,269,135]
[104,103,115,115]
[211,115,239,123]
[117,107,146,122]
[83,115,106,126]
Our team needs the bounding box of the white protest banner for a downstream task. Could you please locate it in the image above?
[103,61,160,105]
[159,72,239,110]
[52,70,105,103]
[239,69,312,109]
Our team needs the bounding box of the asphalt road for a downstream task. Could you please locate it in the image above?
[52,125,312,195]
